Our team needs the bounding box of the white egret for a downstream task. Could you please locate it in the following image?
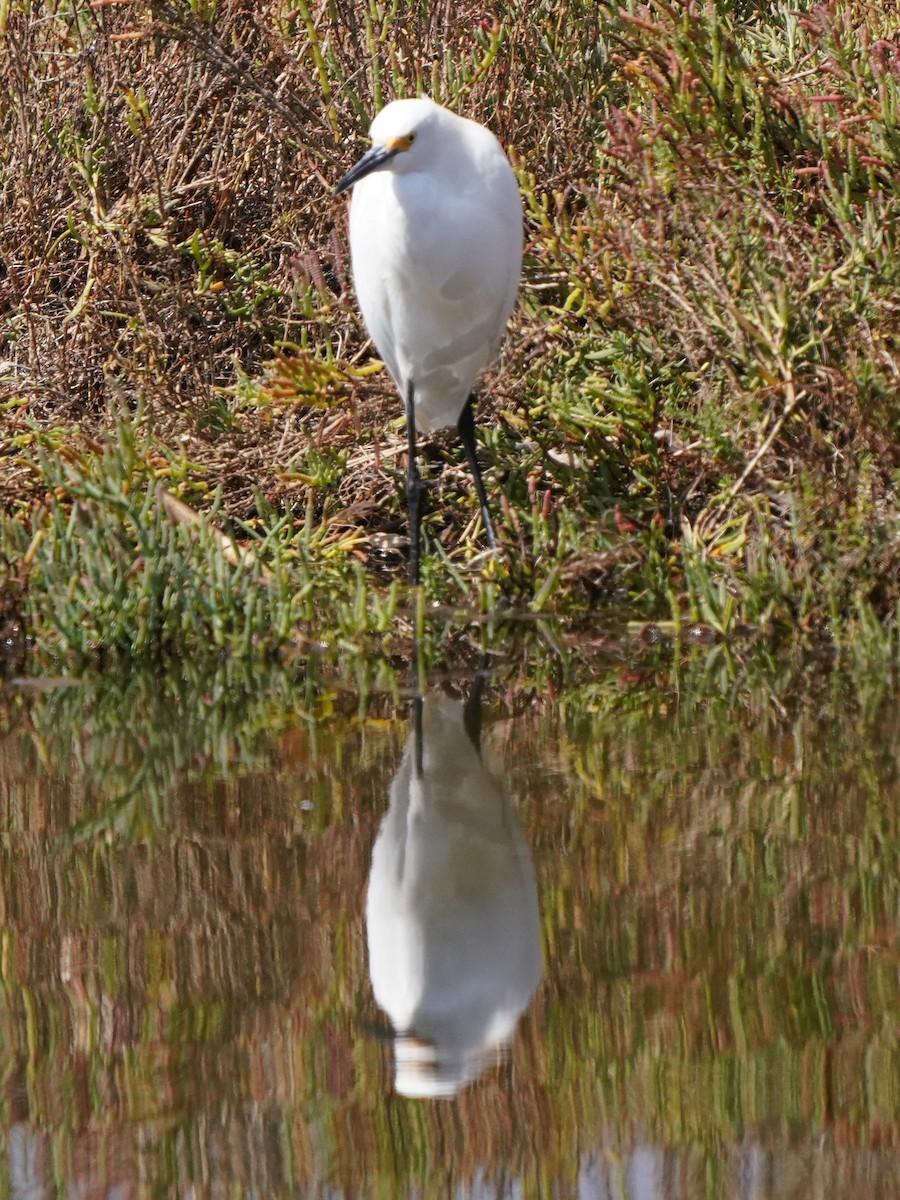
[366,677,542,1099]
[334,97,523,582]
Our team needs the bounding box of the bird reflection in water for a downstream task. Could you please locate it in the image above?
[366,667,543,1099]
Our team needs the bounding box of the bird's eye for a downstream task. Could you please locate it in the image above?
[407,132,416,143]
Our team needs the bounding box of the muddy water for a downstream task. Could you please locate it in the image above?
[0,650,898,1198]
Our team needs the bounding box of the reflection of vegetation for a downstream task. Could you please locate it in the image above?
[0,646,898,1195]
[3,654,411,840]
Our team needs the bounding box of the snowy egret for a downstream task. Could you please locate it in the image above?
[334,97,523,582]
[366,676,542,1099]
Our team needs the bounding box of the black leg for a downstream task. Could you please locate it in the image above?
[405,380,424,585]
[457,393,497,549]
[411,691,424,778]
[411,634,424,779]
[462,653,491,755]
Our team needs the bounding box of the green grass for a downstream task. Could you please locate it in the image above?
[2,0,900,665]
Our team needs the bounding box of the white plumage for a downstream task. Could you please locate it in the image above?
[341,97,522,432]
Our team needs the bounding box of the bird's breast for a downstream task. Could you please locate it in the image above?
[348,166,520,430]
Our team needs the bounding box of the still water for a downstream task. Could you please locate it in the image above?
[0,643,898,1198]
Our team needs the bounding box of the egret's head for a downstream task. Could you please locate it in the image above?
[334,97,442,194]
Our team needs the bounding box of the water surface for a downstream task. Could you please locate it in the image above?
[0,647,898,1197]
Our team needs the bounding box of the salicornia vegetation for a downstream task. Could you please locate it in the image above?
[1,0,899,663]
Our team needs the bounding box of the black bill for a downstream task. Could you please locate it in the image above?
[334,143,399,195]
